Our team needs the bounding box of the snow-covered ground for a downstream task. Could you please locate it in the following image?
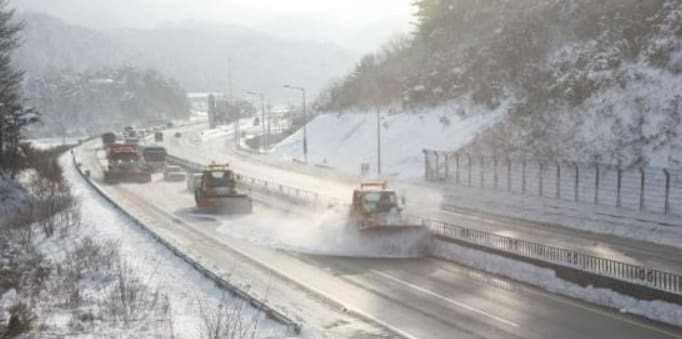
[28,137,83,150]
[49,153,288,338]
[432,240,682,329]
[438,183,682,250]
[272,104,506,179]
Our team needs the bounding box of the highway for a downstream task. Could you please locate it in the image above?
[158,123,682,275]
[78,140,682,338]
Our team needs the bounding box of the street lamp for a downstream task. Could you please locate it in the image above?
[283,85,307,163]
[246,91,266,151]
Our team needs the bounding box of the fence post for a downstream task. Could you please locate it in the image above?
[494,157,498,190]
[616,168,622,208]
[456,153,460,184]
[507,159,512,192]
[467,154,472,186]
[574,163,579,202]
[639,167,645,211]
[522,160,527,195]
[444,152,450,180]
[423,150,429,180]
[480,156,485,188]
[435,152,440,181]
[539,162,544,197]
[556,162,561,199]
[663,169,670,216]
[594,164,600,205]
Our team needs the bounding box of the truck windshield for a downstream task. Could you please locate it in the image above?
[361,192,397,213]
[143,150,166,162]
[205,171,235,187]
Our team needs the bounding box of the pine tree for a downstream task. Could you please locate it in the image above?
[412,0,442,39]
[0,0,37,177]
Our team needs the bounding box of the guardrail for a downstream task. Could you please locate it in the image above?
[404,214,682,297]
[72,151,301,334]
[166,154,320,204]
[167,153,682,300]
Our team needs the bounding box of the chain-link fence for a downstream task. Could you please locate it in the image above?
[423,150,682,217]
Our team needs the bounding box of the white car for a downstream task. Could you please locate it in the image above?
[163,166,186,182]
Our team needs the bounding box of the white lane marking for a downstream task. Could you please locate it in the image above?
[372,270,519,328]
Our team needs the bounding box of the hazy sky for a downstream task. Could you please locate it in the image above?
[13,0,414,31]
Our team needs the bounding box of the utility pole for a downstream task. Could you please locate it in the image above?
[283,85,307,162]
[377,106,382,175]
[267,104,271,147]
[247,91,266,151]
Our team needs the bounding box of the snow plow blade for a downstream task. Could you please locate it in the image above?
[354,223,431,257]
[195,194,253,214]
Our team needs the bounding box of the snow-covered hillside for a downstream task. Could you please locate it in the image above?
[318,0,682,169]
[272,103,506,178]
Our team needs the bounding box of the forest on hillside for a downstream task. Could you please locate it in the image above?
[24,67,190,137]
[316,0,682,168]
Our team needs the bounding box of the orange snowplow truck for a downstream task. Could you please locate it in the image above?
[194,163,253,214]
[104,143,151,184]
[351,181,420,231]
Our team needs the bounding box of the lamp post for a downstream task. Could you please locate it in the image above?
[246,91,266,151]
[283,85,307,163]
[228,58,239,147]
[377,106,381,175]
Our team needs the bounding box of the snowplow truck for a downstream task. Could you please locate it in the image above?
[194,163,253,214]
[104,143,152,184]
[351,181,422,232]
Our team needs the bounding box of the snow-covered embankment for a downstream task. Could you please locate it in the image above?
[272,104,506,179]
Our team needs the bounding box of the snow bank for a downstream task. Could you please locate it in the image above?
[432,240,682,328]
[272,103,506,179]
[28,137,82,150]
